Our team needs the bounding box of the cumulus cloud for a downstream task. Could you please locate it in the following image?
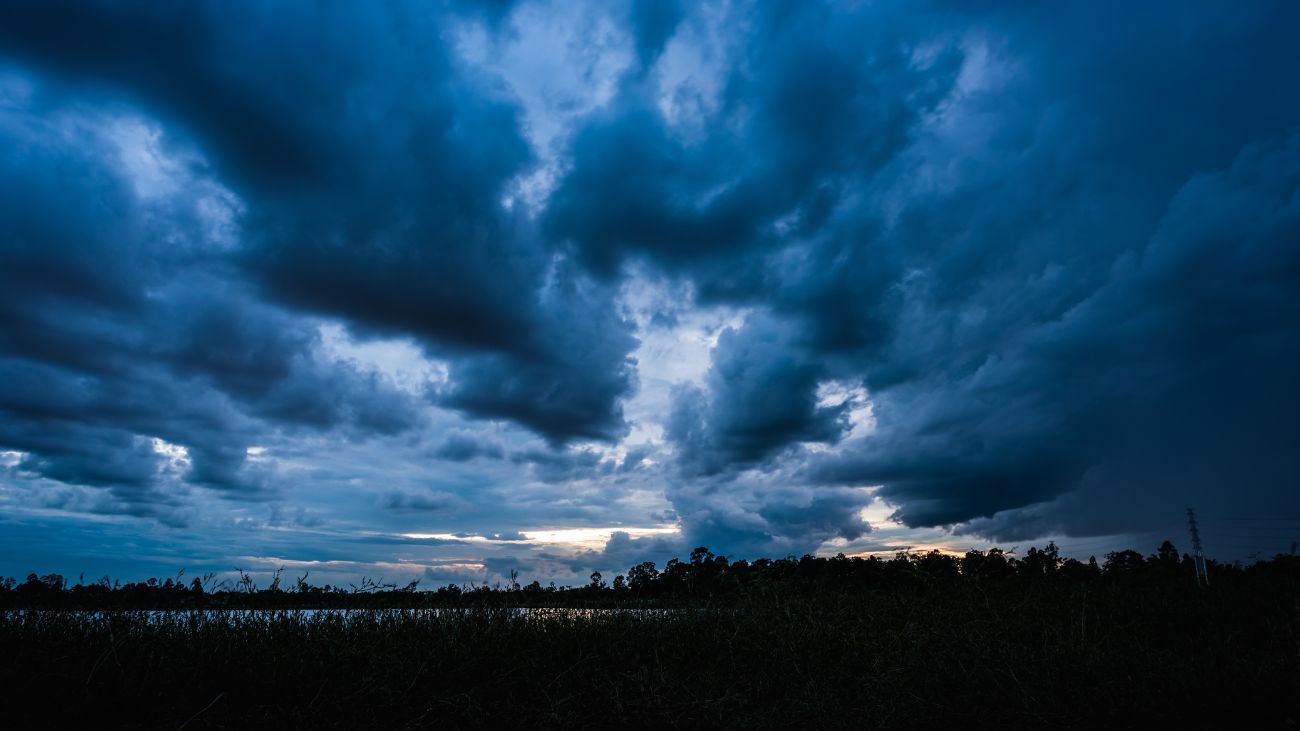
[431,433,505,463]
[544,10,959,281]
[380,491,470,516]
[0,0,639,447]
[667,313,851,475]
[0,66,423,504]
[660,467,873,559]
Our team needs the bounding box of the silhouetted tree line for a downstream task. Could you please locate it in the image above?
[4,541,1298,610]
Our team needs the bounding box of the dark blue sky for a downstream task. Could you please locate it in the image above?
[1,0,1298,586]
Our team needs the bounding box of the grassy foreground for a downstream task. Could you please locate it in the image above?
[2,581,1297,729]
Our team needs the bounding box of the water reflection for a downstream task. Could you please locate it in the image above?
[3,607,681,623]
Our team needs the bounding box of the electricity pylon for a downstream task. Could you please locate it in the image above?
[1186,508,1209,586]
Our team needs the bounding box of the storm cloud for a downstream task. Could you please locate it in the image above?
[1,0,1298,582]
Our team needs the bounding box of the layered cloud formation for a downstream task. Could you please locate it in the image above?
[1,0,1297,583]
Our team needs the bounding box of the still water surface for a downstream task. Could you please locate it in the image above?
[5,607,679,622]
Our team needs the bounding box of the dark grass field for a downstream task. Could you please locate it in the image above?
[3,581,1297,729]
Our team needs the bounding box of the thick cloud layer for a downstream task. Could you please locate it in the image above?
[0,99,422,508]
[593,0,1299,545]
[1,0,1298,581]
[0,0,638,445]
[544,2,959,279]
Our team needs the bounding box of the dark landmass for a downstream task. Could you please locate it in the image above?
[3,543,1298,728]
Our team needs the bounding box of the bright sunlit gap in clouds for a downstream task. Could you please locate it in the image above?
[402,526,680,551]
